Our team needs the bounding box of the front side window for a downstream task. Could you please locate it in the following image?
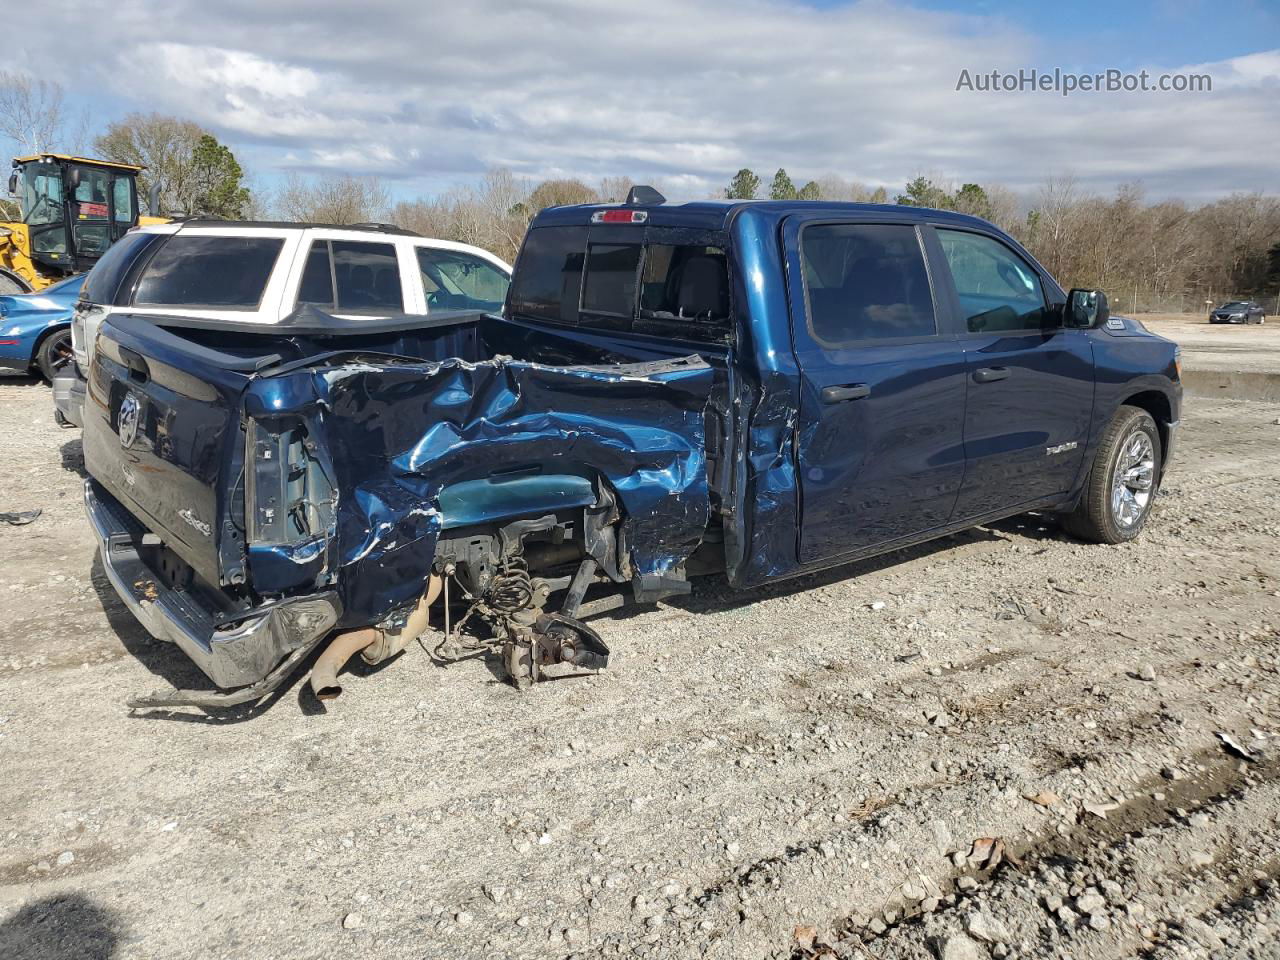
[133,235,285,308]
[417,248,509,311]
[937,229,1047,333]
[801,223,936,344]
[20,162,63,228]
[297,240,403,313]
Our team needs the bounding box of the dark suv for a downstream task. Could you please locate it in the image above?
[1209,301,1266,324]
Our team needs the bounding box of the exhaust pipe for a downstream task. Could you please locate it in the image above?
[308,627,378,701]
[307,575,443,701]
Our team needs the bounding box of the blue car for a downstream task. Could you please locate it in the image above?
[0,274,84,381]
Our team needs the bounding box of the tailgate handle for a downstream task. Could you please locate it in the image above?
[119,346,150,383]
[973,366,1009,384]
[821,383,871,404]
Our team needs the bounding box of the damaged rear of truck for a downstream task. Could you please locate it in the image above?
[84,204,758,707]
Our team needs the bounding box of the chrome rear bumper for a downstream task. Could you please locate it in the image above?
[85,479,340,689]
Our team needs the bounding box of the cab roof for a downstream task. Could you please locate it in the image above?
[530,197,1000,233]
[12,153,146,172]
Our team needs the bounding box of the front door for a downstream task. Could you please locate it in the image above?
[932,227,1094,519]
[786,218,967,563]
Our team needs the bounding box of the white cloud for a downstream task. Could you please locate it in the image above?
[12,0,1280,200]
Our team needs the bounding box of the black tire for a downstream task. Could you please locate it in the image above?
[36,328,74,383]
[1062,405,1161,544]
[0,272,30,295]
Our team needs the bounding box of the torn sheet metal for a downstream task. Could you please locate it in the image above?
[243,355,714,625]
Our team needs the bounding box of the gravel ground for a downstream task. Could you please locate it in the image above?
[1,372,1278,960]
[1140,313,1280,375]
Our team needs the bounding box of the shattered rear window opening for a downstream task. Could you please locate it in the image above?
[508,226,732,344]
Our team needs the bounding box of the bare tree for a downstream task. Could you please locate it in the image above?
[527,178,598,212]
[598,176,634,202]
[276,173,391,224]
[0,71,67,155]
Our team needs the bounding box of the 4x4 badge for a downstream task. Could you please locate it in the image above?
[118,393,140,448]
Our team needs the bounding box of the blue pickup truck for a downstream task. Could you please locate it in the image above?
[81,191,1181,708]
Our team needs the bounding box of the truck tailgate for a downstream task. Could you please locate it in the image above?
[82,314,260,587]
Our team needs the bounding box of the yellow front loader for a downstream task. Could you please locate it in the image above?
[0,154,166,294]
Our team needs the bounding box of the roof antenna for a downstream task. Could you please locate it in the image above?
[625,185,666,206]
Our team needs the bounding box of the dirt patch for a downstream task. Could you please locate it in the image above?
[0,377,1278,959]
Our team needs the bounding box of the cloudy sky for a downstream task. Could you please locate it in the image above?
[11,0,1280,203]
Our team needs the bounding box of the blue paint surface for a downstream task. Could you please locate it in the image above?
[0,274,84,371]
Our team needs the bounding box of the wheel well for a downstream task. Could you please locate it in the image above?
[1121,390,1172,462]
[30,323,71,369]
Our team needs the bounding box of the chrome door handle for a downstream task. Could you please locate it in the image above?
[821,383,871,403]
[972,367,1009,383]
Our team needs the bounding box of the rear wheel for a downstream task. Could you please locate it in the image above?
[36,328,74,383]
[1062,405,1161,544]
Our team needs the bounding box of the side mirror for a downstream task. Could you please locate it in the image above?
[68,167,82,191]
[6,172,15,197]
[1067,288,1109,328]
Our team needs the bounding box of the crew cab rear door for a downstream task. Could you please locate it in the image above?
[784,215,967,563]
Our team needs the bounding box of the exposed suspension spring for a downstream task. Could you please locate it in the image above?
[489,563,534,614]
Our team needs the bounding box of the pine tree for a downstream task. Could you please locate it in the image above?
[726,168,760,200]
[796,180,820,201]
[769,168,797,200]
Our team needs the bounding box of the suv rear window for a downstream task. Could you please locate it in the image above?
[133,235,284,309]
[509,225,731,344]
[80,231,164,306]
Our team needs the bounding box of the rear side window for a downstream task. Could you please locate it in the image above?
[133,235,284,308]
[297,240,403,313]
[801,223,936,344]
[937,229,1047,333]
[80,231,163,305]
[417,247,509,311]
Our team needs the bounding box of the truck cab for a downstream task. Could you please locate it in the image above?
[80,191,1181,707]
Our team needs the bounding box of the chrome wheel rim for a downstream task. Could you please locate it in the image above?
[1111,430,1155,529]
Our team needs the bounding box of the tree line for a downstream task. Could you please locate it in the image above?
[724,168,1280,312]
[2,71,1276,313]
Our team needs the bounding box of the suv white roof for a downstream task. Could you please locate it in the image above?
[75,220,512,370]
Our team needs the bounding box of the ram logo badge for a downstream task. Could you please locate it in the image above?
[1046,441,1078,456]
[117,393,140,448]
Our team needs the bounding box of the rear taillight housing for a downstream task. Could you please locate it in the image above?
[245,418,335,547]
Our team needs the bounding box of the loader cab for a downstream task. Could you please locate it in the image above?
[4,154,142,286]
